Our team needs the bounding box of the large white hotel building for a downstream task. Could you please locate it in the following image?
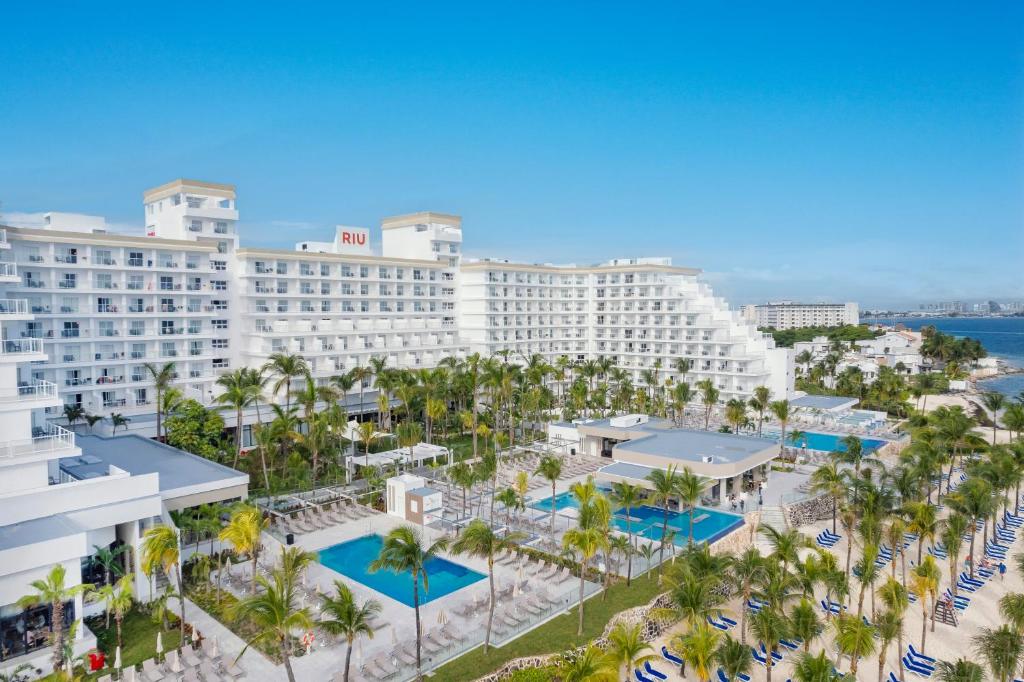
[0,179,793,432]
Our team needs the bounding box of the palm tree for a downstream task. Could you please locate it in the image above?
[230,547,315,682]
[759,526,808,575]
[833,612,876,675]
[646,465,681,569]
[973,625,1023,682]
[144,361,176,441]
[934,659,985,682]
[356,421,379,468]
[89,544,129,587]
[560,645,617,682]
[610,481,645,585]
[218,505,265,594]
[1000,593,1024,635]
[141,525,186,640]
[605,621,657,680]
[750,386,771,436]
[16,564,92,673]
[698,379,720,430]
[980,391,1006,445]
[749,607,790,682]
[368,525,450,678]
[878,578,909,682]
[215,367,264,469]
[318,581,381,682]
[874,610,902,682]
[715,636,753,682]
[395,421,423,471]
[673,622,721,682]
[534,455,563,538]
[109,575,134,650]
[62,403,84,431]
[792,650,837,682]
[770,400,791,458]
[789,598,822,653]
[263,352,309,412]
[731,547,765,644]
[940,514,969,598]
[451,520,524,652]
[110,412,130,433]
[562,526,606,636]
[950,478,995,579]
[909,565,936,654]
[676,467,709,546]
[809,462,845,534]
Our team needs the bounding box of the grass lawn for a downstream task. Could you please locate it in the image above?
[432,576,667,682]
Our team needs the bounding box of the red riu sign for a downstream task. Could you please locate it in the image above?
[340,231,366,245]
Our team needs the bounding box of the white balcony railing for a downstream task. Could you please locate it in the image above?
[0,262,17,277]
[0,423,75,460]
[0,299,29,315]
[0,380,58,403]
[1,338,43,355]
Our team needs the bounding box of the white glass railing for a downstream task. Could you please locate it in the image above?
[1,338,43,355]
[0,423,75,459]
[0,380,58,403]
[0,299,28,315]
[0,262,17,277]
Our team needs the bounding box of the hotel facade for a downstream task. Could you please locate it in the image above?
[0,179,794,435]
[741,301,859,330]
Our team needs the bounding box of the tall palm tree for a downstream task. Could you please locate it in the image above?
[909,565,936,654]
[108,575,134,650]
[748,608,790,682]
[973,625,1023,682]
[609,481,645,585]
[715,636,753,682]
[792,650,836,682]
[980,391,1006,445]
[144,361,176,441]
[318,581,381,682]
[940,514,969,598]
[395,421,423,472]
[229,547,315,682]
[833,612,876,675]
[368,526,450,678]
[770,399,791,459]
[562,526,606,636]
[789,598,822,653]
[559,645,617,682]
[62,403,84,431]
[999,593,1024,635]
[758,526,808,575]
[357,421,379,468]
[934,659,985,682]
[750,386,771,436]
[673,622,721,682]
[451,520,524,652]
[731,547,765,644]
[215,367,264,469]
[724,398,748,433]
[535,455,563,538]
[141,525,185,640]
[218,505,265,594]
[604,621,657,680]
[698,379,720,430]
[89,543,129,587]
[808,462,846,535]
[949,478,994,580]
[875,610,902,682]
[878,578,909,682]
[16,564,92,673]
[676,467,709,546]
[646,465,681,569]
[263,352,309,412]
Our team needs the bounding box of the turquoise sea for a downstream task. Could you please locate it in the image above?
[863,316,1024,399]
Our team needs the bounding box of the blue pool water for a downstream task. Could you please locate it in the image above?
[529,493,744,546]
[769,430,887,453]
[318,535,485,607]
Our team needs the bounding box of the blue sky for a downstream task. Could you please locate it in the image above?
[1,2,1021,309]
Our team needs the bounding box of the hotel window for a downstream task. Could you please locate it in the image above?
[60,297,78,314]
[359,266,369,278]
[212,319,228,330]
[95,249,114,265]
[214,221,228,234]
[212,280,227,291]
[60,273,77,289]
[212,259,226,271]
[276,261,287,275]
[320,264,330,277]
[213,338,229,349]
[129,321,145,337]
[321,301,330,312]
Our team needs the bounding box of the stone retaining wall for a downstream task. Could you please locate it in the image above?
[782,493,835,528]
[474,591,675,681]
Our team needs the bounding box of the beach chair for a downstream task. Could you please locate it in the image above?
[221,660,246,679]
[707,615,728,631]
[371,653,399,677]
[908,645,936,665]
[662,646,683,666]
[442,623,468,643]
[751,648,769,666]
[142,658,164,682]
[634,670,657,682]
[717,669,751,682]
[199,661,223,682]
[426,628,451,650]
[759,643,783,662]
[392,645,416,666]
[644,661,668,680]
[526,559,547,577]
[537,563,559,580]
[183,647,202,669]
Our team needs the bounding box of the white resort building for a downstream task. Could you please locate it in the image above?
[0,178,795,439]
[742,301,859,330]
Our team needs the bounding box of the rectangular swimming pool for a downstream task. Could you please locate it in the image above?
[771,430,887,453]
[529,493,744,546]
[318,534,485,607]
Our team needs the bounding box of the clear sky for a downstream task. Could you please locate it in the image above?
[1,2,1021,309]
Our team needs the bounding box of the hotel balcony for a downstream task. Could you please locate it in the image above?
[0,423,77,463]
[0,380,61,412]
[0,228,9,249]
[0,338,47,362]
[0,262,18,282]
[0,299,33,321]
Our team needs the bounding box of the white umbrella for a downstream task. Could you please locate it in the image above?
[114,646,122,671]
[125,666,137,682]
[168,649,183,673]
[436,609,448,627]
[356,639,363,667]
[156,631,163,660]
[210,636,219,659]
[390,625,398,647]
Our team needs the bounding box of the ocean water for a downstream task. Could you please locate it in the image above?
[863,316,1024,398]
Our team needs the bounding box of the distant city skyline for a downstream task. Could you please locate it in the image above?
[1,3,1021,310]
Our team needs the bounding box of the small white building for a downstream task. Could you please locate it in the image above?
[386,474,442,526]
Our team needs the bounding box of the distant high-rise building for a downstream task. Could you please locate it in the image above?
[740,301,859,330]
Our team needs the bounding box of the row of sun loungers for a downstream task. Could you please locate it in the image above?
[276,501,374,536]
[126,643,245,682]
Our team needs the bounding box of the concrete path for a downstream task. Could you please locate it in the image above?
[184,597,285,681]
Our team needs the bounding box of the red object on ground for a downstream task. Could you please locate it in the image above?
[88,651,105,671]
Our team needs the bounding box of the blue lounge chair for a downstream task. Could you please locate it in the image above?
[820,600,844,615]
[751,648,769,666]
[889,672,901,682]
[759,643,783,662]
[662,646,683,666]
[634,669,657,682]
[780,639,800,651]
[720,615,738,627]
[717,668,751,682]
[707,616,728,631]
[902,656,933,678]
[959,572,984,588]
[644,661,668,681]
[908,644,936,664]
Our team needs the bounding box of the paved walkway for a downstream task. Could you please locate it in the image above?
[184,597,285,681]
